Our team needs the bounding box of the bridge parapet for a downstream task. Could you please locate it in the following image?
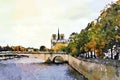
[0,51,68,63]
[18,52,68,63]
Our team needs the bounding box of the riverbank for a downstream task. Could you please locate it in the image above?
[0,54,28,61]
[0,52,120,80]
[68,55,120,80]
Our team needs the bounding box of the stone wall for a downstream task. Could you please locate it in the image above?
[68,55,120,80]
[18,53,68,62]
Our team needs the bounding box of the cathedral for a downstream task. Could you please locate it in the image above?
[51,29,68,49]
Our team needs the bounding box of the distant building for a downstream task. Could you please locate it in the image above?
[27,47,34,52]
[51,29,68,49]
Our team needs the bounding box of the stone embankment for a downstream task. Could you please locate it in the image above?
[68,55,120,80]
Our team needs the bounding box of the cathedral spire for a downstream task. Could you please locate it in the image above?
[57,28,60,40]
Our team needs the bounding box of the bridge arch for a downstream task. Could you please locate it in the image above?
[52,56,65,63]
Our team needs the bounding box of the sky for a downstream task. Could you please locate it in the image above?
[0,0,118,48]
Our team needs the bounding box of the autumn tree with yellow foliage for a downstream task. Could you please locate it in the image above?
[67,0,120,59]
[54,43,67,52]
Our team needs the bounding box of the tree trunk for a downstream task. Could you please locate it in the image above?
[111,48,113,59]
[93,50,96,58]
[88,52,90,58]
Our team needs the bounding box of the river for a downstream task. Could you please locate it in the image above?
[0,57,87,80]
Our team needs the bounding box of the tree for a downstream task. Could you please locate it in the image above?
[3,45,13,51]
[67,0,120,59]
[60,46,67,52]
[0,46,2,51]
[54,43,67,52]
[40,46,46,51]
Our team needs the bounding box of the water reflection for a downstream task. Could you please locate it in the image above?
[0,57,87,80]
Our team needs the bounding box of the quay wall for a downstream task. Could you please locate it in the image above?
[68,55,120,80]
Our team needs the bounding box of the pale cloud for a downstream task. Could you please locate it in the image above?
[14,0,38,20]
[0,0,116,48]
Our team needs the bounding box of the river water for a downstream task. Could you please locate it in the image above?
[0,57,87,80]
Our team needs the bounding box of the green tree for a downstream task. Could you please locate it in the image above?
[40,46,46,51]
[67,0,120,59]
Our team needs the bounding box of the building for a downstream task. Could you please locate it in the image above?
[27,47,34,52]
[51,29,68,49]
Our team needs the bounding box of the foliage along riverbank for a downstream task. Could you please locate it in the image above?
[62,0,120,59]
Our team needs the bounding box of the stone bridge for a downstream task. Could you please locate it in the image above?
[18,52,68,63]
